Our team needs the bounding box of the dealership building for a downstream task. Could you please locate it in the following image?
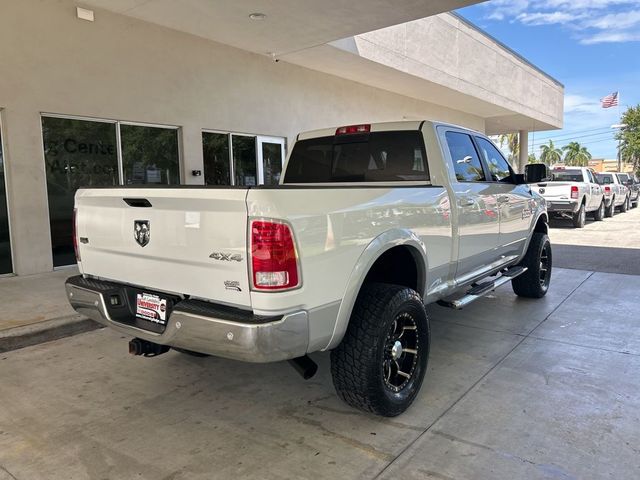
[0,0,563,277]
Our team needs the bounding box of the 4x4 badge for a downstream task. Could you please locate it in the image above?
[134,220,150,247]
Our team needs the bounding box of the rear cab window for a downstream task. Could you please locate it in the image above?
[552,169,584,182]
[596,173,614,185]
[283,130,429,183]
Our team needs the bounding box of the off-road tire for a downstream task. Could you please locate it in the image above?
[330,283,430,417]
[606,198,615,217]
[593,201,605,221]
[572,203,586,228]
[512,232,552,298]
[172,347,210,357]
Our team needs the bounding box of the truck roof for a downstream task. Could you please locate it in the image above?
[296,120,480,141]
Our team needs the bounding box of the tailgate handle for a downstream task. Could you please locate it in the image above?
[123,198,152,208]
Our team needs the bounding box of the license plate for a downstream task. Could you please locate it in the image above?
[135,293,168,325]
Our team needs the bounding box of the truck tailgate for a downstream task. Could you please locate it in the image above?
[75,188,251,308]
[531,182,575,200]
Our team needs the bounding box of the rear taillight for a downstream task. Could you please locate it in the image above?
[605,186,611,195]
[570,186,579,199]
[251,220,300,291]
[72,208,80,262]
[335,124,370,135]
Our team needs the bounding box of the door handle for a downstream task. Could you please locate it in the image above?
[497,195,510,204]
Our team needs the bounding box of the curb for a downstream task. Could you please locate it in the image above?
[0,315,103,353]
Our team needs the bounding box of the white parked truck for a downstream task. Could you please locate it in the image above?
[596,172,630,216]
[530,166,605,227]
[66,121,552,416]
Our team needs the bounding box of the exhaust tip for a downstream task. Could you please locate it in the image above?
[288,355,318,380]
[128,338,169,357]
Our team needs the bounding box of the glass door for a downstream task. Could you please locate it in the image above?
[257,136,285,186]
[0,116,12,274]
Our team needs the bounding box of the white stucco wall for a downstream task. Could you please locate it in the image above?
[0,0,486,275]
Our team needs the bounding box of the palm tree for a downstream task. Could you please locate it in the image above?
[528,153,537,164]
[498,133,520,163]
[562,142,592,166]
[539,140,562,165]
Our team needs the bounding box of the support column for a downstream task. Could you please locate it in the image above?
[518,130,529,173]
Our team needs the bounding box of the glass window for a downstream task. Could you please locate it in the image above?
[232,135,257,186]
[121,124,180,185]
[0,125,12,274]
[445,132,485,182]
[552,170,583,182]
[596,173,613,185]
[42,116,119,267]
[261,142,283,185]
[202,132,231,185]
[585,169,595,183]
[475,137,512,182]
[284,131,428,183]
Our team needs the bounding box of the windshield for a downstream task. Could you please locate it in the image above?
[284,131,429,183]
[552,169,583,182]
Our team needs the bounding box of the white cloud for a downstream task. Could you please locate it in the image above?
[580,31,640,44]
[564,94,602,114]
[583,10,640,29]
[517,11,584,25]
[481,0,640,44]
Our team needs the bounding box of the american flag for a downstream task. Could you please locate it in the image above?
[601,91,619,108]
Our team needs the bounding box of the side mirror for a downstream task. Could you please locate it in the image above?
[525,163,551,184]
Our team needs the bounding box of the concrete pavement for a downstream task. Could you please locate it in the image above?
[1,266,639,479]
[1,204,639,479]
[0,267,100,353]
[548,203,640,275]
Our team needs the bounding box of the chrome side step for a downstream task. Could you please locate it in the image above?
[437,266,528,310]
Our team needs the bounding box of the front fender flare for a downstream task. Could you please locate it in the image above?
[323,228,428,351]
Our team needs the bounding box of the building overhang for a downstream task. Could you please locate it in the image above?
[280,13,564,134]
[81,0,483,56]
[81,1,563,134]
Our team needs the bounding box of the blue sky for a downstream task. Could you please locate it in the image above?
[457,0,640,160]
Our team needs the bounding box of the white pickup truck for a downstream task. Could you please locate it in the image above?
[66,121,552,416]
[530,166,605,228]
[596,172,630,216]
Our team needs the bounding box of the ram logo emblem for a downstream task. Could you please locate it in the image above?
[134,220,150,247]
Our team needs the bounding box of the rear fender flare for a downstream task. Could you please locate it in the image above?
[323,228,428,351]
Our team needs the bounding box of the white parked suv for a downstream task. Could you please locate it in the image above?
[530,166,605,227]
[596,172,630,216]
[66,121,552,416]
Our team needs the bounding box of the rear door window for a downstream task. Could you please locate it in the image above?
[283,131,428,183]
[444,131,485,182]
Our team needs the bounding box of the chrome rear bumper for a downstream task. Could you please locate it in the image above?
[65,276,309,363]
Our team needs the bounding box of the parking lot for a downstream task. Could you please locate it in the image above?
[1,208,639,480]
